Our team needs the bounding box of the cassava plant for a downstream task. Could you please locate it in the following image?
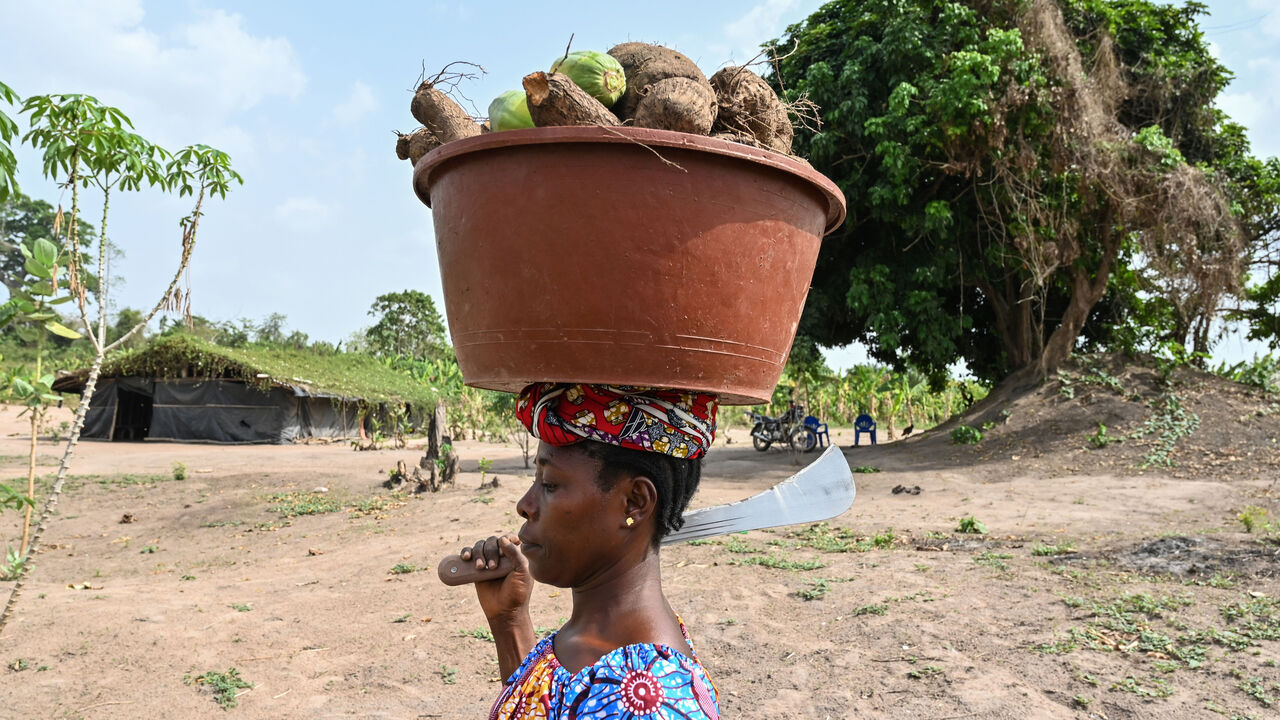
[0,235,82,569]
[0,90,241,634]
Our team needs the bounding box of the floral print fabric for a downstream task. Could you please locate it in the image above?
[515,383,719,460]
[489,626,719,720]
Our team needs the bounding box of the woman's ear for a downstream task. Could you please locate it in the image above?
[620,474,658,525]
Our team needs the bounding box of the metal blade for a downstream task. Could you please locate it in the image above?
[438,444,856,585]
[662,444,856,545]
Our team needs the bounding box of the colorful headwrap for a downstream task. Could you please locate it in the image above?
[515,383,718,460]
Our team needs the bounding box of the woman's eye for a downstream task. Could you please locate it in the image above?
[540,481,556,493]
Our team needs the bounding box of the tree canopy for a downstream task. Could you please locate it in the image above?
[365,289,449,362]
[1,190,96,297]
[771,0,1275,384]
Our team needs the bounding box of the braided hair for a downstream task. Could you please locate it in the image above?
[581,440,702,546]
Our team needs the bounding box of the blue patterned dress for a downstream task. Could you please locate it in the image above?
[488,622,719,719]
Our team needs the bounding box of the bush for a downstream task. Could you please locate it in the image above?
[950,425,983,444]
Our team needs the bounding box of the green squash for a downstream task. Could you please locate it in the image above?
[487,90,534,132]
[550,50,626,107]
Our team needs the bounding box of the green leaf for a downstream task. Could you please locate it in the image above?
[44,320,82,339]
[33,237,59,265]
[23,257,53,279]
[11,376,34,398]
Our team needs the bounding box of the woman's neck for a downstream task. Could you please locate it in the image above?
[552,549,691,673]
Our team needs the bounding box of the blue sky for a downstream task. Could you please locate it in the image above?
[1,0,1278,371]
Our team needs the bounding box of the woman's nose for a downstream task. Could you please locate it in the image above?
[516,483,535,520]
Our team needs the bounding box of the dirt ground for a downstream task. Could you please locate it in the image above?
[2,364,1279,719]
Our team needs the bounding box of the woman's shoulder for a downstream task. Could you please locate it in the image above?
[565,642,720,719]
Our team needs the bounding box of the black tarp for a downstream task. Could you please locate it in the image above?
[79,378,363,444]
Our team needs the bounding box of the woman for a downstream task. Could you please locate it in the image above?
[460,383,721,719]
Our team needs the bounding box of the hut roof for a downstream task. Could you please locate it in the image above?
[52,334,438,409]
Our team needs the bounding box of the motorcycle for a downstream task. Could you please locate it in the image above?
[745,401,818,453]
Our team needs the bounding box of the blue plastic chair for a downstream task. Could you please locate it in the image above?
[854,414,877,446]
[803,415,830,448]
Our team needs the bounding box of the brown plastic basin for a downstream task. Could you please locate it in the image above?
[413,126,846,405]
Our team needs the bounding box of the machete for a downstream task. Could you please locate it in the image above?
[437,444,856,586]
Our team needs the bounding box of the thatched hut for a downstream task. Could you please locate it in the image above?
[52,335,435,444]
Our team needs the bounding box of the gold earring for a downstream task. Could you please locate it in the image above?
[625,517,635,527]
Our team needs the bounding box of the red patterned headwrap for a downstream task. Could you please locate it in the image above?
[515,383,718,459]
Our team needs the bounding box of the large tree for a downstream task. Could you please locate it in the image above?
[365,289,449,362]
[1,190,96,296]
[772,0,1265,384]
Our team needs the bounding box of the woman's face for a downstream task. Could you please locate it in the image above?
[515,442,629,587]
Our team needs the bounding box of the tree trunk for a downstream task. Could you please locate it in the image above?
[1039,215,1122,375]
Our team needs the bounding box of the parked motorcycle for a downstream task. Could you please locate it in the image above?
[745,402,818,453]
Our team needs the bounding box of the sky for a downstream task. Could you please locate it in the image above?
[1,0,1278,373]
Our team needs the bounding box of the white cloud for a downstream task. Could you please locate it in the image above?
[723,0,801,64]
[1247,0,1280,38]
[274,196,330,230]
[331,82,378,127]
[0,1,305,152]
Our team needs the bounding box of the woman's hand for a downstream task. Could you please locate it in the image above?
[461,534,533,624]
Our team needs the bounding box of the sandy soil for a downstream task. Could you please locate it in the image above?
[2,368,1279,719]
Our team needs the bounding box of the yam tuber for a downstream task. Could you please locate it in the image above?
[522,71,621,128]
[710,67,786,151]
[410,81,483,143]
[607,42,712,121]
[633,77,717,136]
[395,127,441,165]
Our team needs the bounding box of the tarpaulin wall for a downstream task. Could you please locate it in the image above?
[80,378,363,444]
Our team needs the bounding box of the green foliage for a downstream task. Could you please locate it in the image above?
[364,290,448,363]
[1031,543,1075,556]
[956,516,988,534]
[785,523,896,553]
[1238,506,1270,534]
[852,465,881,473]
[852,603,889,616]
[950,425,983,445]
[1130,392,1200,467]
[794,578,833,601]
[459,627,495,642]
[0,80,19,202]
[389,563,416,575]
[171,462,187,481]
[1087,423,1115,448]
[747,361,986,437]
[266,492,341,518]
[1,546,26,580]
[771,0,1265,382]
[0,482,34,513]
[731,555,826,571]
[1215,354,1280,394]
[1112,675,1173,698]
[974,551,1012,571]
[1,190,97,305]
[186,668,253,709]
[99,334,439,413]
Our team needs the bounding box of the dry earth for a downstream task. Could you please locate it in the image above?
[1,363,1279,719]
